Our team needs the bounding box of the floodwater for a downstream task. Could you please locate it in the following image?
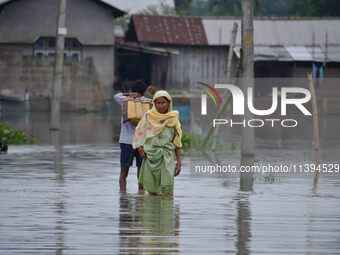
[1,112,340,254]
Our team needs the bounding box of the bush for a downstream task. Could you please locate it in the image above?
[181,132,190,152]
[181,132,219,152]
[181,132,237,153]
[0,124,38,145]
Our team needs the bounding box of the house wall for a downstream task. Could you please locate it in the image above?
[0,50,104,111]
[290,63,340,97]
[149,44,340,90]
[0,0,116,109]
[0,0,115,45]
[83,45,115,101]
[0,44,32,55]
[151,46,231,88]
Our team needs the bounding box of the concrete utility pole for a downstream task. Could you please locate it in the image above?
[50,0,67,130]
[240,0,255,190]
[308,73,321,193]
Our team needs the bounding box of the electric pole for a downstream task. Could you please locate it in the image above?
[50,0,67,130]
[240,0,255,191]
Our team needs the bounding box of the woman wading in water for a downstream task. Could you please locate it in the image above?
[133,90,182,196]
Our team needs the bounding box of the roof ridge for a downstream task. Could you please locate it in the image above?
[133,14,340,21]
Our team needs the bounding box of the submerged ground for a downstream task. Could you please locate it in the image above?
[0,112,339,254]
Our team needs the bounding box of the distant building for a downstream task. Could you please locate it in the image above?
[119,15,340,97]
[118,14,225,90]
[0,0,124,111]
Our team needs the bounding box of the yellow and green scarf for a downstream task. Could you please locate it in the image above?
[132,90,182,149]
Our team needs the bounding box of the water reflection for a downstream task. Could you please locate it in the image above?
[55,199,65,255]
[0,112,116,144]
[236,198,251,255]
[119,194,180,254]
[240,155,254,192]
[236,167,252,255]
[50,130,65,255]
[50,130,63,181]
[119,195,142,252]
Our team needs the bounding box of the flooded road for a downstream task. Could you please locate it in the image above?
[1,113,340,254]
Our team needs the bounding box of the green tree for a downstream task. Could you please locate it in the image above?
[205,0,242,16]
[256,0,293,16]
[289,0,340,16]
[175,0,193,15]
[174,0,340,17]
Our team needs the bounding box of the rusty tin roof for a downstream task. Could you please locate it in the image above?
[131,15,208,45]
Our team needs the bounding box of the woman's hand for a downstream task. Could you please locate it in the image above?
[174,162,181,177]
[138,147,147,159]
[174,148,181,177]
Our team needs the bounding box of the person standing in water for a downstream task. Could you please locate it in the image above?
[114,80,147,192]
[133,90,182,196]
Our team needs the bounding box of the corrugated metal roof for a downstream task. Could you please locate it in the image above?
[198,17,340,63]
[234,46,294,61]
[256,46,293,61]
[116,41,179,56]
[127,15,340,62]
[203,19,241,46]
[283,46,329,62]
[324,46,340,62]
[130,15,340,46]
[202,18,340,47]
[285,46,313,61]
[306,46,326,62]
[235,45,332,62]
[132,15,208,45]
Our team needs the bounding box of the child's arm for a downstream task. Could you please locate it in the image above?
[114,92,140,104]
[113,93,126,105]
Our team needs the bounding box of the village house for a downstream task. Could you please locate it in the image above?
[2,3,340,112]
[119,15,340,101]
[0,0,125,111]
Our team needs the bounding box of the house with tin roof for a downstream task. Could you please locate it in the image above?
[119,15,340,98]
